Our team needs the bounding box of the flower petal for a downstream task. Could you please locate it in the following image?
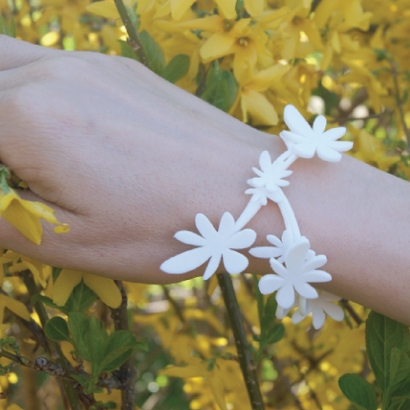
[222,249,249,274]
[303,270,332,283]
[175,230,206,246]
[218,212,236,236]
[276,284,295,309]
[259,150,272,171]
[316,146,342,162]
[266,234,283,248]
[294,282,319,299]
[249,246,282,259]
[312,307,326,329]
[203,254,221,280]
[52,269,82,306]
[258,274,284,294]
[161,247,211,274]
[322,127,346,141]
[302,255,327,272]
[84,273,122,308]
[293,142,316,158]
[285,237,310,272]
[312,115,326,133]
[269,258,288,277]
[226,228,256,249]
[195,213,217,240]
[323,303,344,321]
[283,105,315,138]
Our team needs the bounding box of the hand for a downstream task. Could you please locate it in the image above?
[0,35,274,283]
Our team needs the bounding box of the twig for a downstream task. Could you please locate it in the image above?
[390,60,410,148]
[113,0,150,68]
[111,281,136,410]
[162,285,186,325]
[22,271,82,410]
[272,357,305,410]
[340,299,363,326]
[330,113,383,124]
[217,273,265,410]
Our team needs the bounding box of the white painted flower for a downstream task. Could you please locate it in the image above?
[280,105,353,162]
[258,237,331,309]
[250,230,315,263]
[245,151,292,205]
[292,291,344,329]
[160,212,256,280]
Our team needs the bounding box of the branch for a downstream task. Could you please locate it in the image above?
[217,273,265,410]
[111,281,136,410]
[113,0,150,69]
[22,271,82,410]
[390,60,410,149]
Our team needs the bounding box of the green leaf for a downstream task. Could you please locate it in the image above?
[252,275,264,329]
[338,374,378,410]
[161,54,190,83]
[68,312,93,362]
[0,15,15,37]
[70,373,89,387]
[266,323,285,345]
[118,39,138,61]
[101,330,137,373]
[261,294,278,334]
[31,294,68,314]
[64,280,98,313]
[201,68,237,112]
[45,317,72,343]
[139,30,165,75]
[388,347,410,398]
[366,311,410,394]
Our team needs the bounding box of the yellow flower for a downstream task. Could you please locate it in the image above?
[234,62,290,125]
[52,269,122,308]
[0,293,31,337]
[162,356,229,410]
[0,186,68,245]
[181,17,268,77]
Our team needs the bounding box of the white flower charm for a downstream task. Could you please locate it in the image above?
[292,291,344,329]
[245,151,292,205]
[161,105,353,329]
[258,237,331,309]
[160,212,256,280]
[280,105,353,162]
[250,230,315,263]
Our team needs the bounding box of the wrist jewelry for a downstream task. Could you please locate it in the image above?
[161,105,353,329]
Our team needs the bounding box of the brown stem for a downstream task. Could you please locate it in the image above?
[390,60,410,148]
[22,271,82,410]
[217,273,264,410]
[340,299,363,326]
[113,0,150,68]
[111,281,137,410]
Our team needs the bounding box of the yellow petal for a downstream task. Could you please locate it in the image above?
[170,0,196,20]
[1,294,30,321]
[200,33,236,61]
[214,0,236,19]
[2,200,43,245]
[243,90,278,125]
[86,1,120,19]
[178,15,222,32]
[207,275,218,297]
[249,64,289,92]
[54,224,70,234]
[244,0,263,17]
[233,45,257,80]
[208,372,228,410]
[83,273,122,308]
[52,269,82,306]
[21,200,59,224]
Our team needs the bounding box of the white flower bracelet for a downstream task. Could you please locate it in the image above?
[161,105,353,329]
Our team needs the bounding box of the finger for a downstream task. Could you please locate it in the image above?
[0,35,56,70]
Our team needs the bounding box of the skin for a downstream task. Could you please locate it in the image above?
[1,35,410,324]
